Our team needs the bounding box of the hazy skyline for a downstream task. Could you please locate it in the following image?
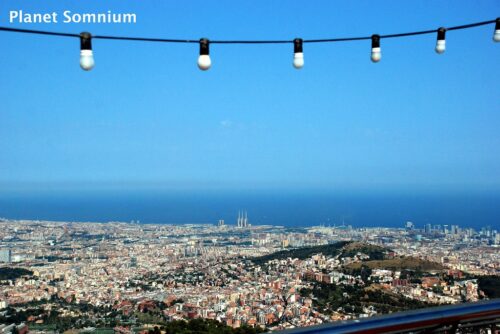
[1,1,499,192]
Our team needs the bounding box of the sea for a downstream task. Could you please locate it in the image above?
[0,190,499,230]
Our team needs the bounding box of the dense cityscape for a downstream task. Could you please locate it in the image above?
[0,216,498,333]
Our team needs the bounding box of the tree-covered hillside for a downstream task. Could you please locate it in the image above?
[0,267,33,280]
[251,241,350,266]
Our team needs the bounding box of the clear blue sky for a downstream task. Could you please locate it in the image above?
[0,1,499,193]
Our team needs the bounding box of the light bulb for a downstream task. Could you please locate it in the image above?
[293,38,304,69]
[79,32,94,71]
[435,27,446,54]
[80,50,95,71]
[197,38,211,71]
[495,30,500,42]
[197,55,211,71]
[371,34,381,63]
[493,18,500,42]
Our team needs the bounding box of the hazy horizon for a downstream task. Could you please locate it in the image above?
[1,189,498,230]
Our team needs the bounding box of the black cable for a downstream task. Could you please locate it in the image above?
[93,35,198,43]
[304,36,370,43]
[446,20,497,31]
[0,26,79,38]
[380,29,438,39]
[211,40,291,44]
[0,19,497,44]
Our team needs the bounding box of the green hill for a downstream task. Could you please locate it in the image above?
[346,257,443,271]
[340,242,390,260]
[0,267,33,280]
[300,281,431,315]
[477,276,500,298]
[251,241,393,267]
[251,241,349,266]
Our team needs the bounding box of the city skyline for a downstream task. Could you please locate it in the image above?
[0,218,498,332]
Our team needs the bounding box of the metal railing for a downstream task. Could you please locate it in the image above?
[281,299,500,334]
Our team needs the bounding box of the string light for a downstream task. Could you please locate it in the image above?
[79,32,94,71]
[293,38,304,69]
[494,18,500,42]
[197,38,211,71]
[0,18,497,71]
[371,34,381,63]
[435,27,446,54]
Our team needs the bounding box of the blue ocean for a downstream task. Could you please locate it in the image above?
[0,190,499,230]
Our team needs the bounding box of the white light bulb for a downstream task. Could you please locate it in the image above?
[435,28,446,54]
[292,38,304,70]
[371,47,381,63]
[435,40,446,54]
[197,55,211,71]
[79,32,94,71]
[80,50,95,71]
[494,29,500,42]
[370,35,381,63]
[293,52,304,69]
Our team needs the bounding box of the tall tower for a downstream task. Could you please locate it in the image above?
[237,211,249,228]
[0,249,12,263]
